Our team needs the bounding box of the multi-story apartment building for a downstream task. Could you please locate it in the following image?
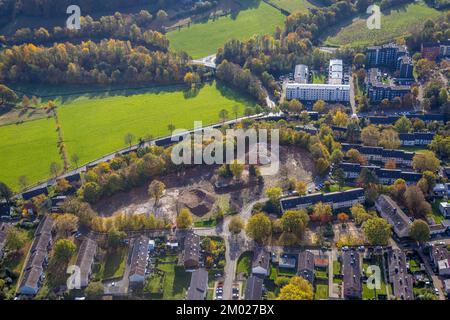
[286,83,350,102]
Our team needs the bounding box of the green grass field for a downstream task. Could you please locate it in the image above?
[0,82,257,190]
[324,3,444,48]
[166,1,285,58]
[0,118,61,189]
[58,82,255,166]
[269,0,317,13]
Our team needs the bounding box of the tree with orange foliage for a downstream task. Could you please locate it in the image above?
[337,213,349,224]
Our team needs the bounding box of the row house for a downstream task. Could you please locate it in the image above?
[398,132,435,146]
[280,188,365,212]
[341,143,414,167]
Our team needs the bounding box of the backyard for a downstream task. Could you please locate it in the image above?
[93,247,127,280]
[236,251,253,276]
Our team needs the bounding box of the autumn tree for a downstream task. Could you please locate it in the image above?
[54,214,79,237]
[412,151,440,173]
[266,187,282,205]
[230,160,244,180]
[405,185,432,218]
[70,153,80,168]
[409,219,430,243]
[53,239,76,264]
[85,282,104,299]
[0,181,13,204]
[176,208,193,229]
[148,180,165,206]
[350,203,374,225]
[295,181,307,196]
[379,129,400,149]
[361,125,380,146]
[49,161,62,178]
[312,202,332,225]
[277,276,313,300]
[363,217,392,245]
[0,84,18,105]
[394,116,412,133]
[346,149,366,165]
[246,212,272,243]
[337,213,349,224]
[228,216,244,235]
[5,227,28,252]
[124,133,135,149]
[280,209,309,239]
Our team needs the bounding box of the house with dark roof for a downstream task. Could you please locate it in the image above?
[19,216,54,295]
[252,247,270,276]
[184,232,200,269]
[367,114,445,126]
[297,251,315,284]
[341,143,414,167]
[186,268,208,300]
[375,195,411,239]
[342,250,362,299]
[245,275,264,300]
[280,188,365,212]
[129,236,150,283]
[387,249,414,300]
[22,186,48,201]
[399,132,434,146]
[340,162,422,185]
[430,244,450,276]
[76,238,97,288]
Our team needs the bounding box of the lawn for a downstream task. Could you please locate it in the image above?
[314,284,329,300]
[236,251,253,275]
[57,82,256,167]
[324,2,444,48]
[0,117,61,190]
[431,200,445,224]
[333,260,341,275]
[362,260,388,300]
[157,255,191,300]
[94,247,127,280]
[268,0,317,13]
[166,1,285,58]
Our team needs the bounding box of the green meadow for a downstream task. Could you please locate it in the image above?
[0,117,62,189]
[269,0,318,13]
[0,82,257,190]
[324,2,444,48]
[166,1,285,59]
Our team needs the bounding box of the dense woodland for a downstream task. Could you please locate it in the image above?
[0,39,189,85]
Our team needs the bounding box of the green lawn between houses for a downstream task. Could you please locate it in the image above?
[93,247,127,280]
[324,2,444,48]
[0,82,257,190]
[236,251,253,276]
[166,1,285,59]
[156,255,191,300]
[314,284,329,300]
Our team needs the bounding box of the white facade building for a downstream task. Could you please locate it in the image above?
[285,83,350,102]
[294,64,309,83]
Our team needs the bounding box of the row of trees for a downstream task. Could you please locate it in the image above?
[0,39,190,85]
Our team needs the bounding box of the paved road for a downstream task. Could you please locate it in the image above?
[191,54,217,69]
[193,199,261,299]
[416,247,446,300]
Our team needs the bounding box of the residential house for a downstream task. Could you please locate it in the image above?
[341,143,414,167]
[421,42,440,61]
[340,162,421,185]
[366,68,411,103]
[19,216,54,295]
[328,59,343,85]
[367,114,445,126]
[440,40,450,57]
[286,83,350,102]
[387,249,414,300]
[252,247,270,276]
[297,251,315,284]
[444,279,450,295]
[184,232,200,269]
[129,236,150,283]
[186,268,208,300]
[245,275,264,300]
[375,195,412,239]
[280,188,365,212]
[398,132,434,146]
[366,43,408,69]
[75,238,98,288]
[342,250,362,299]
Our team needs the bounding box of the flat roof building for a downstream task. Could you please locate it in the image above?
[294,64,309,83]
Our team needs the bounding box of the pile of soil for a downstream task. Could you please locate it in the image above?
[178,188,216,216]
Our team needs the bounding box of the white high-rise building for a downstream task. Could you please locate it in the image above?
[294,64,309,83]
